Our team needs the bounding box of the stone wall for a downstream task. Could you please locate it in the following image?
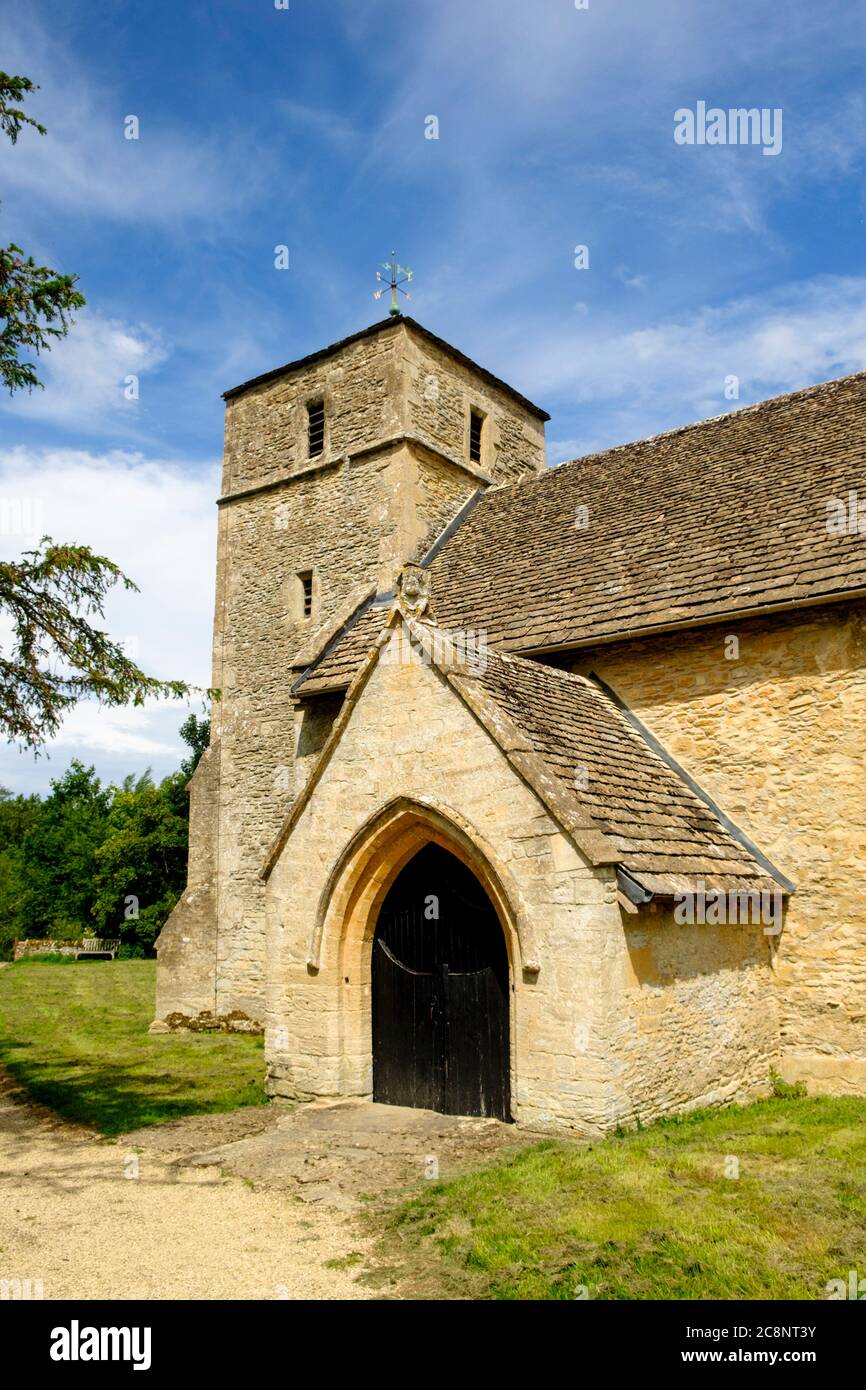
[568,599,866,1095]
[12,940,119,961]
[220,320,547,499]
[403,328,547,485]
[264,631,776,1134]
[612,908,777,1123]
[222,326,402,496]
[154,746,220,1021]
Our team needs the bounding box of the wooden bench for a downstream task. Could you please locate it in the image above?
[74,939,120,961]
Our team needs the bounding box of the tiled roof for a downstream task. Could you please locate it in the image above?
[429,370,866,653]
[292,370,866,693]
[292,596,390,696]
[447,644,787,897]
[224,315,549,418]
[272,608,789,896]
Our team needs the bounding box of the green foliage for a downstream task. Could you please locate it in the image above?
[17,761,110,937]
[770,1068,808,1100]
[0,537,206,749]
[178,712,211,778]
[0,72,47,143]
[10,953,78,964]
[0,72,85,394]
[0,242,86,394]
[0,785,41,957]
[91,772,189,955]
[0,718,208,959]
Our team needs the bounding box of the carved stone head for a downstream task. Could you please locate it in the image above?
[397,563,430,619]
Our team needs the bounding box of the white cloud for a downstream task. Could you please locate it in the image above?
[534,274,866,460]
[0,447,218,790]
[1,311,167,430]
[48,702,182,758]
[522,274,866,408]
[276,99,362,150]
[614,265,647,290]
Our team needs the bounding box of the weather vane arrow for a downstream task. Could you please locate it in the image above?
[374,252,413,316]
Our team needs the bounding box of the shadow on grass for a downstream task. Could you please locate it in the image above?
[0,1044,267,1135]
[0,960,267,1135]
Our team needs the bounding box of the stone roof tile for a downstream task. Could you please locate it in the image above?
[293,370,866,694]
[449,644,788,896]
[429,370,866,652]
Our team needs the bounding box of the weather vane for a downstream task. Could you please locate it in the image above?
[374,252,413,316]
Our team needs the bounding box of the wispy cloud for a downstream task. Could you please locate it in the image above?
[614,265,647,290]
[540,275,866,457]
[276,99,363,150]
[1,312,167,431]
[0,11,271,227]
[47,702,182,758]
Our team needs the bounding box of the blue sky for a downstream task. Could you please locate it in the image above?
[1,0,865,791]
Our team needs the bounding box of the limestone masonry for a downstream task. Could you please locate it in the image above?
[154,314,865,1134]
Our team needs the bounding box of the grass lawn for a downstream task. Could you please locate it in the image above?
[383,1096,866,1300]
[0,959,265,1135]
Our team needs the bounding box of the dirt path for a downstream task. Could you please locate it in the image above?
[0,1072,374,1301]
[161,1096,530,1209]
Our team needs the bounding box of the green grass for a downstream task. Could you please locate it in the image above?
[0,959,266,1135]
[384,1097,866,1300]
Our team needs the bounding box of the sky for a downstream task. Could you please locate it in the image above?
[1,0,865,792]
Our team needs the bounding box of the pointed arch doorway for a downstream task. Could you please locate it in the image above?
[372,842,511,1121]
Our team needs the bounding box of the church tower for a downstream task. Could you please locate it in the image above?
[154,315,548,1029]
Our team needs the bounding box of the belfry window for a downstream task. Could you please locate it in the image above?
[469,409,484,464]
[298,571,314,620]
[307,401,326,458]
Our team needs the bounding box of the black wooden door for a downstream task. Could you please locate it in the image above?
[372,843,510,1120]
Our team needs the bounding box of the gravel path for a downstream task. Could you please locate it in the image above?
[0,1073,373,1301]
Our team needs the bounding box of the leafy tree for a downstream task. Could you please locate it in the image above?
[0,785,42,956]
[0,715,211,957]
[0,73,85,393]
[0,539,200,749]
[0,71,47,142]
[92,773,189,957]
[18,761,110,936]
[178,712,211,779]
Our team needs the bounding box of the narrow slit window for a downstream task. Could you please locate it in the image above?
[307,401,325,458]
[469,410,484,464]
[298,571,314,619]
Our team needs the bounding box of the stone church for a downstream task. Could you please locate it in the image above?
[154,314,865,1135]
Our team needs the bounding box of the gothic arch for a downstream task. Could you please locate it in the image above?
[309,796,540,978]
